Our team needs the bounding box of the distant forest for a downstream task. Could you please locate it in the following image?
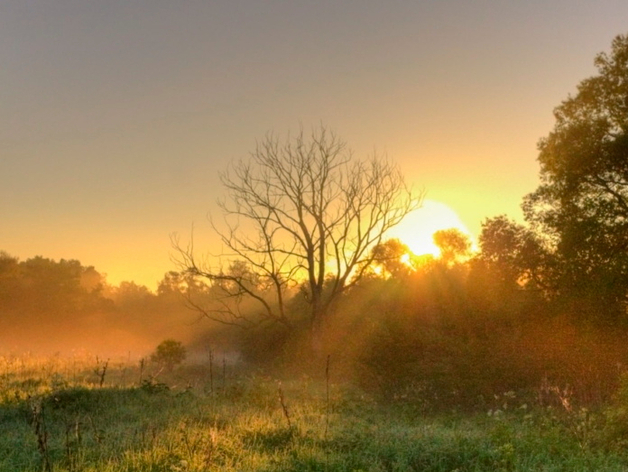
[0,253,206,355]
[4,34,628,410]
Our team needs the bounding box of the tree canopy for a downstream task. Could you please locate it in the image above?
[432,228,471,266]
[523,34,628,322]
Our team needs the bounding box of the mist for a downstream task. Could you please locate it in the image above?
[0,254,208,359]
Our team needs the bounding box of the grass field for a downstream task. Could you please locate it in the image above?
[2,354,628,471]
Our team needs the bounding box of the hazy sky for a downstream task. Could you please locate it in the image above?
[3,1,628,289]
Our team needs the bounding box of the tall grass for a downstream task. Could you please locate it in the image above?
[1,353,628,471]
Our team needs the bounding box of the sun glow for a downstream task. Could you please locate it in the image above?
[387,200,474,257]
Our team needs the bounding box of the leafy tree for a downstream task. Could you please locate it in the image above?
[157,271,210,306]
[477,216,550,290]
[14,256,108,316]
[107,281,154,307]
[0,251,20,307]
[432,228,471,265]
[467,216,549,317]
[150,339,186,372]
[369,238,415,278]
[157,271,185,298]
[523,34,628,322]
[174,126,422,342]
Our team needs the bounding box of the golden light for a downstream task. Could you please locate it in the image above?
[387,200,474,257]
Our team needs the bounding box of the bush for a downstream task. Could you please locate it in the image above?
[150,339,186,372]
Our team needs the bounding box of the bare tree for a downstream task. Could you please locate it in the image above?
[173,126,422,338]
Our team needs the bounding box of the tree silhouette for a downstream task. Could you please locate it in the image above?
[523,34,628,321]
[174,126,422,341]
[432,228,471,265]
[150,339,186,372]
[477,216,550,290]
[369,238,415,278]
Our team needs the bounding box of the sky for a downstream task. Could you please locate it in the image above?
[2,0,628,290]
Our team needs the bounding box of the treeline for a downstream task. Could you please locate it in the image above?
[0,253,207,355]
[204,34,628,410]
[228,221,626,410]
[346,34,628,409]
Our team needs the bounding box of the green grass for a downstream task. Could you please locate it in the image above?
[1,355,627,471]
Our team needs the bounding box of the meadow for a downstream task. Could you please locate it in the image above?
[2,354,628,472]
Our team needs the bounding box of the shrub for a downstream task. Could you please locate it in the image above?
[150,339,186,372]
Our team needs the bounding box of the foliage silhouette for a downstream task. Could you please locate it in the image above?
[151,339,187,372]
[524,33,628,324]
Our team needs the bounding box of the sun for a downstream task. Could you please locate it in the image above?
[386,200,474,257]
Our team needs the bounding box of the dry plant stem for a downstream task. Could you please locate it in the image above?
[99,359,109,388]
[278,384,292,429]
[138,358,146,385]
[30,398,52,472]
[95,357,109,388]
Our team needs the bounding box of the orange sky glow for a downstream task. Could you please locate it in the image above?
[2,2,628,290]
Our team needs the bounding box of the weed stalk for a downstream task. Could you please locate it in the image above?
[94,357,109,388]
[138,358,146,385]
[278,383,292,429]
[29,398,52,472]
